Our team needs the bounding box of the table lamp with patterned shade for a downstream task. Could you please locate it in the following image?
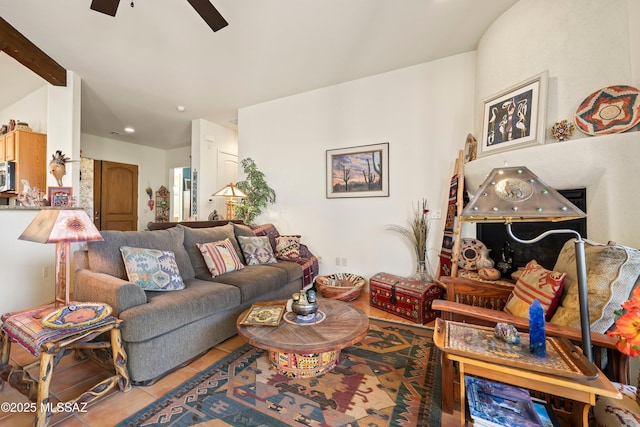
[19,209,103,307]
[459,166,593,361]
[212,182,248,220]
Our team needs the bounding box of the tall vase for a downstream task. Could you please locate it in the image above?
[412,259,434,283]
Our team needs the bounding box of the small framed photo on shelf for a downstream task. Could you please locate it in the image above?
[480,71,548,157]
[238,303,286,327]
[48,186,72,207]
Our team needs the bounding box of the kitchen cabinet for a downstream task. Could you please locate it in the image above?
[0,130,47,194]
[5,132,16,161]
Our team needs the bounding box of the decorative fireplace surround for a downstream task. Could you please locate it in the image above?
[463,131,640,249]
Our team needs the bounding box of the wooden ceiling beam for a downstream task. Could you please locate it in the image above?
[0,17,66,86]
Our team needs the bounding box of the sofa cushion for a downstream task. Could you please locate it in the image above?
[275,235,301,260]
[87,226,195,281]
[196,239,245,277]
[267,260,304,283]
[179,223,244,277]
[593,382,640,427]
[503,260,565,321]
[238,236,278,265]
[118,278,241,342]
[232,222,255,239]
[199,264,290,302]
[120,246,186,291]
[550,239,640,333]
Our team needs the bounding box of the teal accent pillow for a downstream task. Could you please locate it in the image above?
[120,246,186,291]
[237,236,278,266]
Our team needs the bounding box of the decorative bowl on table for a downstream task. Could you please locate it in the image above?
[316,273,365,301]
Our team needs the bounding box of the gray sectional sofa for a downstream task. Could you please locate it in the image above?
[74,222,316,384]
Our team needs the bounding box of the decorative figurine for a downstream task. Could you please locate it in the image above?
[550,119,575,141]
[50,150,71,187]
[291,289,318,323]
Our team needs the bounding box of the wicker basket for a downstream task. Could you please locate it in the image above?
[316,273,365,301]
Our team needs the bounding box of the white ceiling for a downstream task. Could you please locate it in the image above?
[0,0,517,150]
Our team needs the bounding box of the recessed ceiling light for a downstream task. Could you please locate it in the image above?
[124,127,135,133]
[177,105,186,112]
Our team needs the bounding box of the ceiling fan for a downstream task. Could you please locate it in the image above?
[90,0,228,32]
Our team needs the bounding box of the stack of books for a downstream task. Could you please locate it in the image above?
[465,376,560,427]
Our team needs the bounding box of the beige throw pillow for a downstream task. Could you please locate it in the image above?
[550,239,640,333]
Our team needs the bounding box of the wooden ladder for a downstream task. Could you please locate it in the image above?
[437,150,465,279]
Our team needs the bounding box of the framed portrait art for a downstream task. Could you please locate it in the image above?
[48,186,72,207]
[326,143,389,199]
[480,71,548,156]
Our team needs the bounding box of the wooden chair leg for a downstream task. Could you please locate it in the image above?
[110,327,131,391]
[35,351,55,427]
[441,351,454,413]
[0,331,10,391]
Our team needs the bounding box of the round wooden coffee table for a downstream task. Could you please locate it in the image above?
[236,298,369,378]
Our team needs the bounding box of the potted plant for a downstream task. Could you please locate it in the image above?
[235,158,276,224]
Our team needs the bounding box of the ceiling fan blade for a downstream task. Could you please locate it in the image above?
[186,0,229,32]
[90,0,121,16]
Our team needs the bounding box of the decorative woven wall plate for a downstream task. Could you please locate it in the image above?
[575,85,640,135]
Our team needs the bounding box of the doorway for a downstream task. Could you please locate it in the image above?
[80,159,138,231]
[171,167,191,222]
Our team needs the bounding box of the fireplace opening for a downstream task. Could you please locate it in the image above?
[475,188,587,277]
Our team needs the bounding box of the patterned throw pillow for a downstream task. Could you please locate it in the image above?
[504,259,566,320]
[237,236,278,265]
[196,238,245,278]
[275,235,301,260]
[120,246,186,291]
[550,239,640,333]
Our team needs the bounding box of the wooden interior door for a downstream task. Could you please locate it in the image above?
[94,160,138,231]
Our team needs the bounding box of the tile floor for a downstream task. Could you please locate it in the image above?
[0,293,459,426]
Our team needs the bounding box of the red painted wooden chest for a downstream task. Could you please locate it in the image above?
[369,272,443,324]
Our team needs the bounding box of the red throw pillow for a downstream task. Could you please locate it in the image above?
[504,260,566,320]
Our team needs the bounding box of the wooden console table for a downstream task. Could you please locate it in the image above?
[0,304,131,427]
[434,318,621,426]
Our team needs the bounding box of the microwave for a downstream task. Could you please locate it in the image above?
[0,161,16,192]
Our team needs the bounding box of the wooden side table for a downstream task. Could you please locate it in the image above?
[434,318,621,426]
[0,304,131,427]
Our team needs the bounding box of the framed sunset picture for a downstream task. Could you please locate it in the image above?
[326,142,389,198]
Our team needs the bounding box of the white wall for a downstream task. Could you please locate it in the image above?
[239,53,476,281]
[47,71,82,190]
[475,0,635,142]
[0,210,57,315]
[0,86,47,134]
[81,133,175,230]
[469,0,640,249]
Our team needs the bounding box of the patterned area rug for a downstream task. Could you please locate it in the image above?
[116,319,441,427]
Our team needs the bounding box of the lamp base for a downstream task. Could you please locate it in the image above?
[55,242,71,307]
[225,200,237,220]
